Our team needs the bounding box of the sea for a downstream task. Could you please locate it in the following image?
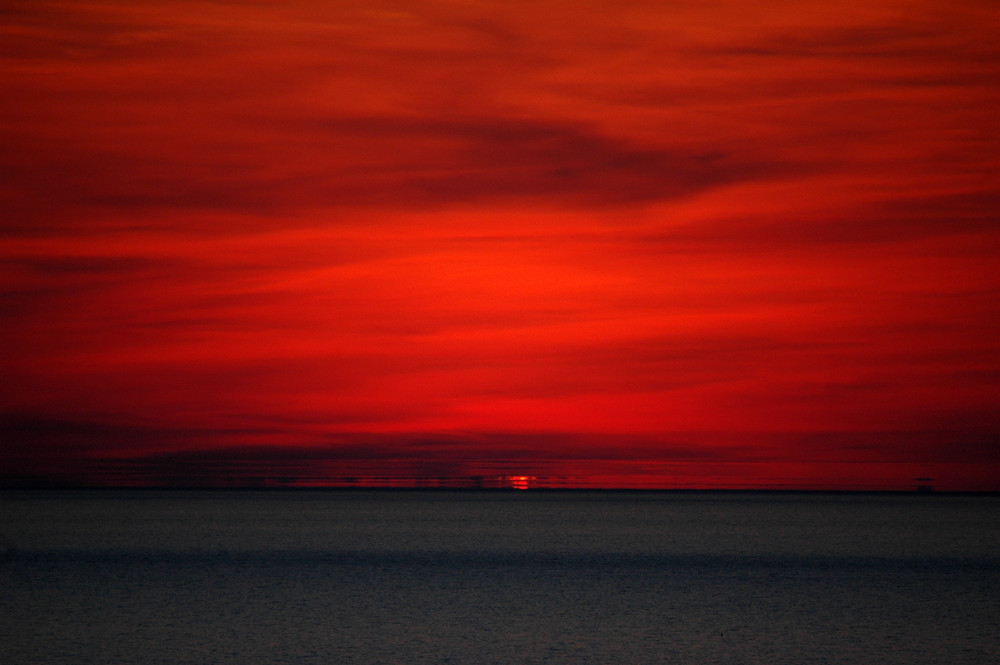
[1,490,998,664]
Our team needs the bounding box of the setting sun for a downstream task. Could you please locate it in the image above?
[2,0,998,490]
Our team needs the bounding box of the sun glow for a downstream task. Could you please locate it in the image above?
[503,476,535,490]
[1,0,998,490]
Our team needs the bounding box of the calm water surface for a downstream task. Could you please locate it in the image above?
[2,491,998,664]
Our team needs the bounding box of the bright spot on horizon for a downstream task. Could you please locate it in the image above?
[1,0,998,491]
[504,476,535,490]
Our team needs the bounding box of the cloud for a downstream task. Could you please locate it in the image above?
[0,109,786,232]
[281,115,785,207]
[1,0,998,489]
[6,416,996,489]
[4,0,997,234]
[0,412,277,452]
[636,188,1000,251]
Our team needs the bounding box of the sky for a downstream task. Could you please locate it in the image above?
[2,0,999,490]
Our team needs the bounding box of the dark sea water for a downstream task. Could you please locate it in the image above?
[1,491,998,664]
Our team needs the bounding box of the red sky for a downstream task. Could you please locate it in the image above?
[2,0,999,490]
